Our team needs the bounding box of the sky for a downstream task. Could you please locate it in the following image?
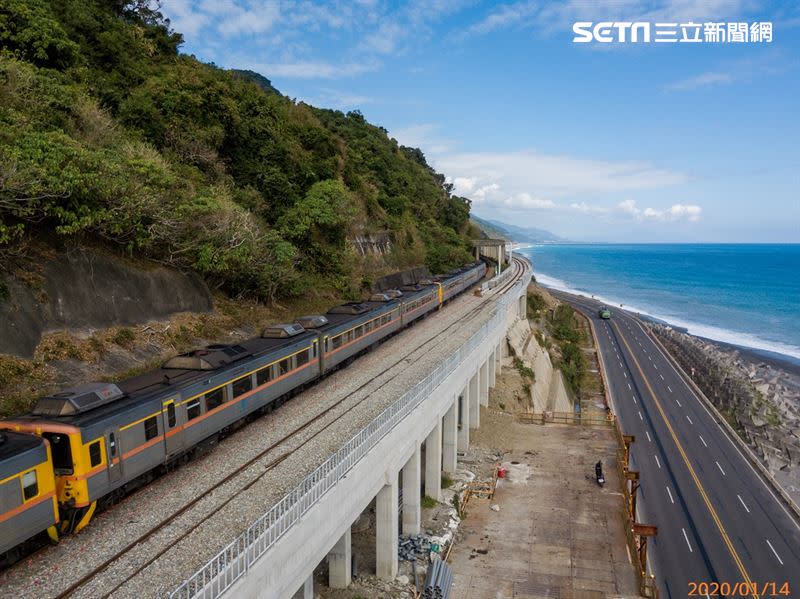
[161,0,800,242]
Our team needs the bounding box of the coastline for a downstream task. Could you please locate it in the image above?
[537,281,800,502]
[531,269,800,366]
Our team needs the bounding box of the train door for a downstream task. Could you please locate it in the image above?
[161,395,183,458]
[105,428,122,483]
[312,338,322,375]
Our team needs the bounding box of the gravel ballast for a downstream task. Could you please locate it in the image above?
[0,280,518,599]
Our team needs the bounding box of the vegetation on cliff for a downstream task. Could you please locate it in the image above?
[0,0,475,301]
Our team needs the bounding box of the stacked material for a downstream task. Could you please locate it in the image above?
[422,559,453,598]
[398,534,431,561]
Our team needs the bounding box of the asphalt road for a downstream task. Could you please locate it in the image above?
[553,291,800,599]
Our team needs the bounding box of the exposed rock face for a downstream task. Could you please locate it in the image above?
[351,233,393,256]
[651,324,800,496]
[0,246,212,358]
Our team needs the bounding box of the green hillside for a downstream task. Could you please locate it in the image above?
[0,0,475,302]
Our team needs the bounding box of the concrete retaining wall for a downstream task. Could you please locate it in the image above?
[0,246,212,357]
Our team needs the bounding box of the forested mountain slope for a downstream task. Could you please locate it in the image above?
[0,0,475,302]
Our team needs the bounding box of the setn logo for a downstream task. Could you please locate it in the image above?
[573,22,651,43]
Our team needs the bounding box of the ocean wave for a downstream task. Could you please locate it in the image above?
[533,271,800,361]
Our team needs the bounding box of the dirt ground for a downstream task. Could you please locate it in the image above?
[450,408,640,598]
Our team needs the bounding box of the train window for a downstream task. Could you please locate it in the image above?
[331,335,342,350]
[278,358,290,376]
[167,402,176,427]
[144,416,158,441]
[42,432,73,475]
[232,376,253,398]
[22,471,38,501]
[256,366,272,386]
[109,433,117,458]
[296,349,309,367]
[354,326,363,338]
[186,399,201,420]
[89,441,102,467]
[364,321,372,333]
[205,388,224,411]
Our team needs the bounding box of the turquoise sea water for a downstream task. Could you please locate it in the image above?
[518,244,800,361]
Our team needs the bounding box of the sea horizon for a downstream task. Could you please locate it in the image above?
[517,243,800,365]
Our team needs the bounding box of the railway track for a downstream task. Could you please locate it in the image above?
[51,258,527,598]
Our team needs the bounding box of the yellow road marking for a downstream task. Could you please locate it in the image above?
[612,321,759,599]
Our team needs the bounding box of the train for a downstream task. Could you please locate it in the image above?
[0,260,487,565]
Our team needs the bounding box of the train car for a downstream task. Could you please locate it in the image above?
[0,431,59,564]
[398,282,440,327]
[0,260,489,556]
[440,261,487,302]
[297,293,404,374]
[1,326,322,532]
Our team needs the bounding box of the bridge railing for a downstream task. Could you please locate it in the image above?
[170,265,530,599]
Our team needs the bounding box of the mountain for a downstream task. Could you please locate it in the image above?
[0,0,474,303]
[472,216,564,243]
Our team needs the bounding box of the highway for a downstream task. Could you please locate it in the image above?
[554,291,800,599]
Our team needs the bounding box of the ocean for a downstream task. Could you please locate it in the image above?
[517,244,800,362]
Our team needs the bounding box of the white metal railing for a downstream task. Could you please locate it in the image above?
[170,264,530,599]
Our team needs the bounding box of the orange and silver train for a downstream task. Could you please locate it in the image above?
[0,261,486,565]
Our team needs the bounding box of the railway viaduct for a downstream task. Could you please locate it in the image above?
[172,259,531,599]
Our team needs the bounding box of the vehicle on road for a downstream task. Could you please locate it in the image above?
[598,306,611,319]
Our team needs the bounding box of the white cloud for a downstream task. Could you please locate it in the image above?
[360,22,406,54]
[435,150,689,200]
[667,71,734,90]
[241,60,378,79]
[461,0,758,38]
[217,1,280,37]
[391,123,452,154]
[301,88,374,108]
[617,200,702,221]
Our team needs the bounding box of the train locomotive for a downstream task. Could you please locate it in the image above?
[0,261,486,564]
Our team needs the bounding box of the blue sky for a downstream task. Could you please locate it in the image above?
[161,1,800,242]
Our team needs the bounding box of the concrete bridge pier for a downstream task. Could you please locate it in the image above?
[443,399,458,473]
[457,386,469,450]
[328,528,351,589]
[402,446,421,535]
[376,478,399,580]
[489,348,497,387]
[425,419,442,500]
[468,371,480,429]
[480,360,489,407]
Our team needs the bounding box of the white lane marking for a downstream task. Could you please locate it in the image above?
[648,355,652,361]
[699,435,708,448]
[627,383,632,390]
[682,528,693,552]
[631,318,800,533]
[766,539,784,565]
[654,363,659,370]
[675,399,682,407]
[737,494,750,513]
[666,486,674,503]
[716,461,726,476]
[619,360,623,367]
[632,395,637,405]
[638,411,643,421]
[654,454,661,468]
[668,385,673,393]
[660,374,665,380]
[646,431,652,443]
[623,372,627,378]
[686,415,693,425]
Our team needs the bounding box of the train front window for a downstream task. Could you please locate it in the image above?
[43,432,73,475]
